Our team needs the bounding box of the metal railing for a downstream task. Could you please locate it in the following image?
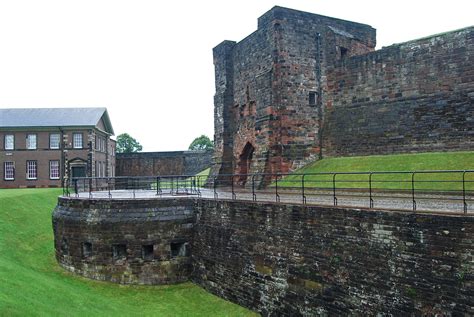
[64,170,474,214]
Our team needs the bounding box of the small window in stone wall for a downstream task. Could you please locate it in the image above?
[340,47,348,59]
[61,238,69,256]
[112,244,127,259]
[142,245,154,260]
[82,242,92,257]
[309,92,317,106]
[170,241,189,258]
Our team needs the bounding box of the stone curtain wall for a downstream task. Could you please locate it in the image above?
[323,27,474,156]
[193,200,473,316]
[53,198,195,284]
[116,150,212,176]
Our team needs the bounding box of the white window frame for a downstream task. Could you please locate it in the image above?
[5,134,14,150]
[27,134,37,150]
[73,133,83,149]
[4,162,15,180]
[49,133,60,149]
[49,160,60,180]
[26,160,37,180]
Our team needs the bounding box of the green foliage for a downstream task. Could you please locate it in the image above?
[276,151,474,191]
[116,133,143,153]
[189,135,214,151]
[0,189,256,316]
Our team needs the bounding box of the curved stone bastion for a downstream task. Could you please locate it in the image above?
[52,197,195,284]
[53,195,474,315]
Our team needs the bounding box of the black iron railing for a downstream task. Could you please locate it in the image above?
[64,170,474,214]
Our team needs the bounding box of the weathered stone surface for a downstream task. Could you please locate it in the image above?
[324,28,474,156]
[53,198,195,284]
[193,200,474,316]
[116,150,212,176]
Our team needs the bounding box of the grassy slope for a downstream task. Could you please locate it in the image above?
[196,168,210,178]
[278,151,474,191]
[0,189,256,316]
[298,151,474,173]
[195,168,210,186]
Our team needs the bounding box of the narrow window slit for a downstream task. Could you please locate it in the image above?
[82,242,92,257]
[142,245,154,260]
[170,242,189,257]
[112,244,127,259]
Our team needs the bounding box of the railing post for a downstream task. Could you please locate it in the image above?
[232,175,236,200]
[64,179,69,197]
[252,174,256,202]
[108,177,112,199]
[196,176,202,197]
[156,176,162,196]
[275,173,280,203]
[302,174,306,204]
[369,172,374,208]
[463,171,467,214]
[191,176,196,194]
[214,176,218,199]
[74,179,78,197]
[133,178,136,199]
[333,173,338,206]
[89,177,92,199]
[411,172,416,212]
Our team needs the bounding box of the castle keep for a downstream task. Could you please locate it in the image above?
[211,6,473,180]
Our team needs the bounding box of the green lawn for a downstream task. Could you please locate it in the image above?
[276,151,474,191]
[0,188,256,316]
[195,168,210,187]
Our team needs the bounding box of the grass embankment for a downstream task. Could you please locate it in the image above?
[0,189,256,316]
[195,168,210,186]
[277,151,474,191]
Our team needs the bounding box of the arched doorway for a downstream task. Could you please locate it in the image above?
[237,142,255,186]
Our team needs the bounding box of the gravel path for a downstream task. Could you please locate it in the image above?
[67,187,472,215]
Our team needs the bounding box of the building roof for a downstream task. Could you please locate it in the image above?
[0,107,114,135]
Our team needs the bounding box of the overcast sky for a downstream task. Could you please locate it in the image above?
[0,0,472,151]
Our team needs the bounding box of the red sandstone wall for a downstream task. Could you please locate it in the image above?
[323,27,474,156]
[212,7,376,180]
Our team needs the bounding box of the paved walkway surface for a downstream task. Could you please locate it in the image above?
[67,188,472,215]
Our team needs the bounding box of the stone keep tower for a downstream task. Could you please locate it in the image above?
[211,6,376,182]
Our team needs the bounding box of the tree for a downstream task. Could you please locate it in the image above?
[188,135,214,151]
[116,133,143,153]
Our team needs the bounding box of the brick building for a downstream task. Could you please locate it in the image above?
[211,6,474,183]
[0,107,115,188]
